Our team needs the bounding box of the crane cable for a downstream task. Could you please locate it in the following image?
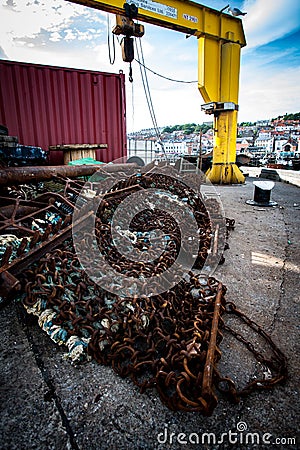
[135,39,168,161]
[134,59,197,84]
[107,14,116,65]
[135,39,160,140]
[131,75,135,132]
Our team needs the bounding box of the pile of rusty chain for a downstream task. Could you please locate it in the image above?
[22,245,287,414]
[22,245,225,415]
[20,169,287,415]
[21,170,227,414]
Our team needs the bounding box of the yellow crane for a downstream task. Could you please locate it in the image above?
[67,0,247,183]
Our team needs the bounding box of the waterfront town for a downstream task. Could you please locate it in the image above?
[127,113,300,168]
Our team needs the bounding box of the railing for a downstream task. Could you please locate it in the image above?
[127,139,158,165]
[127,139,202,166]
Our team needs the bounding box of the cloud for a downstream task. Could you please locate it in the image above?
[244,43,299,69]
[3,0,18,11]
[239,64,300,122]
[0,0,106,58]
[126,80,207,132]
[242,0,300,49]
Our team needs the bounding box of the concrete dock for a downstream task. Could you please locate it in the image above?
[241,166,300,188]
[0,177,299,450]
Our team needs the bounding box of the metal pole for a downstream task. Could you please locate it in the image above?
[0,163,138,185]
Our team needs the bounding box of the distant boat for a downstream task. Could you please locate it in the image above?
[236,152,251,166]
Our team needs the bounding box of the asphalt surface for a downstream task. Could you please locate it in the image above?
[0,177,299,450]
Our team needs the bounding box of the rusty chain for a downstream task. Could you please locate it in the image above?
[16,170,287,415]
[215,302,288,402]
[22,245,225,415]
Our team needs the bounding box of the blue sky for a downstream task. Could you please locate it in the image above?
[1,0,299,132]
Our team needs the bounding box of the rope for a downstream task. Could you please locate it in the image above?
[135,58,197,84]
[107,14,115,65]
[134,39,168,160]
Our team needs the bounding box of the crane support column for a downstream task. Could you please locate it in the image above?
[199,36,245,183]
[209,109,244,183]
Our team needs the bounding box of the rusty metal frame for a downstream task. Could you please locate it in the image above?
[0,192,74,297]
[201,282,224,414]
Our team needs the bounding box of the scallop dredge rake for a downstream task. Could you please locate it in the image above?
[12,170,287,415]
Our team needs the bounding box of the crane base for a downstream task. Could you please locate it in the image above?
[206,163,245,184]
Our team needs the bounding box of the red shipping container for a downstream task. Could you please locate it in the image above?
[0,60,127,165]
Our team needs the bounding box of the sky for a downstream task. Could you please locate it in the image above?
[0,0,300,132]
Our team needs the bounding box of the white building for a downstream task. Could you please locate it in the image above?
[236,138,251,153]
[155,141,189,155]
[258,131,272,139]
[254,136,274,153]
[275,125,295,132]
[274,139,289,153]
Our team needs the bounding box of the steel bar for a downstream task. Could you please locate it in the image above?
[0,164,138,185]
[201,282,224,412]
